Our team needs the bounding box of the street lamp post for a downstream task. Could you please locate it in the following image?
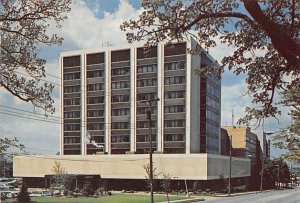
[228,135,232,196]
[276,164,280,189]
[260,132,273,192]
[141,98,159,203]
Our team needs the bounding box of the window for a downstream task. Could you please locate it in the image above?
[63,72,80,80]
[111,136,130,143]
[87,110,104,117]
[136,134,156,142]
[164,76,185,85]
[137,78,157,87]
[164,105,185,113]
[63,55,80,67]
[137,64,157,74]
[111,81,130,89]
[64,98,80,106]
[137,46,157,59]
[87,70,104,78]
[136,121,156,128]
[164,91,185,99]
[164,61,186,71]
[64,124,80,131]
[87,83,104,91]
[111,67,130,75]
[164,120,185,127]
[111,122,130,129]
[87,53,105,65]
[87,97,104,104]
[164,42,186,56]
[137,107,157,115]
[64,137,80,144]
[87,123,104,130]
[64,111,80,118]
[111,49,130,62]
[111,108,130,116]
[111,94,130,103]
[137,93,156,101]
[64,85,80,93]
[164,134,184,141]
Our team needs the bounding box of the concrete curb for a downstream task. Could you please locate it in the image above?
[160,198,205,203]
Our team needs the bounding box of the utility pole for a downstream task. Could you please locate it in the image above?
[141,98,159,203]
[228,134,232,196]
[260,132,266,192]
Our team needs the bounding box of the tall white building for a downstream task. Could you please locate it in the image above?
[60,37,221,155]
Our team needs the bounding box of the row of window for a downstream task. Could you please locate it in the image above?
[64,111,80,118]
[64,98,80,106]
[164,119,185,127]
[111,81,130,89]
[87,96,104,104]
[64,137,80,144]
[64,72,80,80]
[111,108,130,116]
[111,94,130,103]
[206,109,219,123]
[87,110,104,117]
[136,121,156,128]
[137,78,157,87]
[137,64,157,74]
[164,61,186,71]
[111,67,130,76]
[111,135,130,143]
[164,90,185,99]
[164,105,185,113]
[87,83,104,91]
[87,123,104,130]
[164,134,184,141]
[87,70,104,78]
[136,134,157,142]
[137,92,156,101]
[64,85,80,93]
[207,82,220,98]
[111,122,130,129]
[64,124,80,131]
[137,106,157,115]
[206,96,219,110]
[164,76,185,85]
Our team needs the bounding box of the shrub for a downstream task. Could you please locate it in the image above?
[18,184,30,202]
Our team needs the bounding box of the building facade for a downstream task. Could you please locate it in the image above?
[61,38,221,156]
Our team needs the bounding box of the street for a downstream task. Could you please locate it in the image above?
[204,186,300,203]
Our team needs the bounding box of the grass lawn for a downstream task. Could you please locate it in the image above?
[3,193,187,203]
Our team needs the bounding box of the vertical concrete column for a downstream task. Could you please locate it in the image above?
[157,44,164,152]
[185,41,192,154]
[105,50,111,154]
[81,54,87,155]
[60,56,64,155]
[130,47,136,153]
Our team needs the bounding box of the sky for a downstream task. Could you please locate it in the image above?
[0,0,290,157]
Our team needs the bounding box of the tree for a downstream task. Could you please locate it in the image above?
[161,173,171,203]
[51,161,70,192]
[0,0,71,114]
[143,163,160,191]
[17,184,30,202]
[121,0,300,126]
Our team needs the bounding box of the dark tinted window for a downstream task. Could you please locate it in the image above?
[137,46,157,59]
[63,56,80,67]
[87,53,105,65]
[164,43,186,56]
[111,49,130,62]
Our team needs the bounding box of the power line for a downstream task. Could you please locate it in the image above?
[0,105,60,119]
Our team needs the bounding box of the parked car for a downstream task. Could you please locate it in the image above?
[29,191,42,197]
[41,191,52,196]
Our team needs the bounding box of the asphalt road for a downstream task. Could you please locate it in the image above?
[203,186,300,203]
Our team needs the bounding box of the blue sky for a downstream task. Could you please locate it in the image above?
[0,0,289,157]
